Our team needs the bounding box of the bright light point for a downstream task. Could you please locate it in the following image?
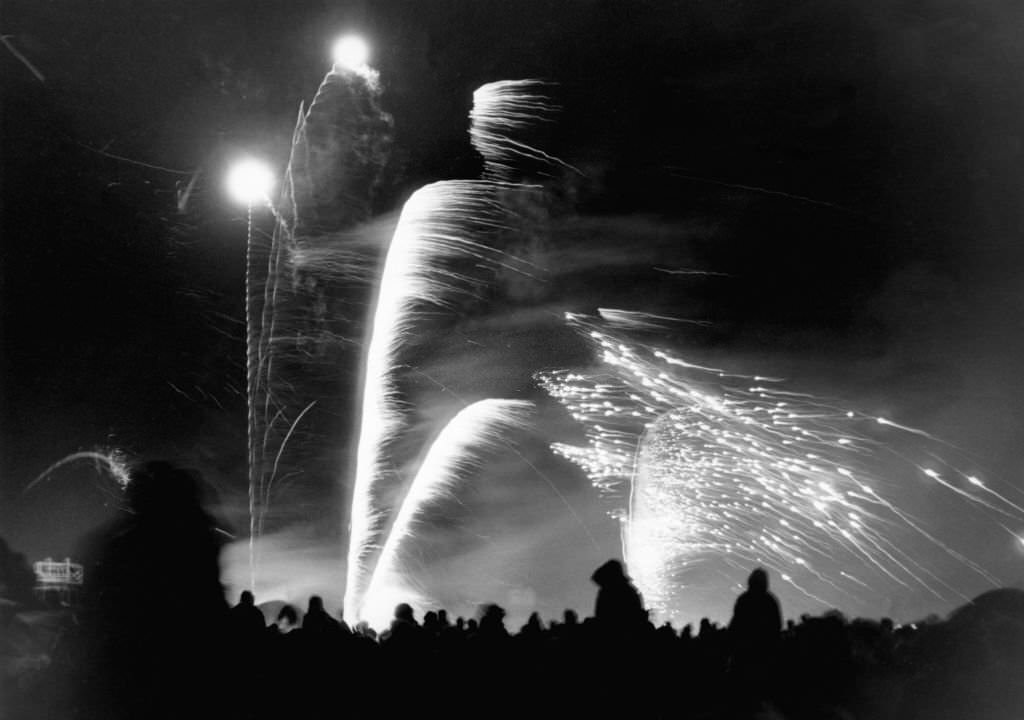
[332,34,370,71]
[967,475,983,486]
[226,159,274,205]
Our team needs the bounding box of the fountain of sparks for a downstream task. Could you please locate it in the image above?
[538,313,1024,620]
[343,81,564,623]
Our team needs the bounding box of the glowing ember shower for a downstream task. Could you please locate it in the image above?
[539,313,1023,620]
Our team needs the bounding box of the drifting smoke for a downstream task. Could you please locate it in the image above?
[539,313,1024,620]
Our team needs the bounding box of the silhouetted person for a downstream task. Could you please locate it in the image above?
[277,604,299,632]
[478,603,509,639]
[80,461,228,720]
[230,590,266,635]
[382,602,422,650]
[728,567,783,705]
[591,559,647,634]
[302,595,338,636]
[520,611,544,638]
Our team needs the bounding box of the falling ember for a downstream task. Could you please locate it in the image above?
[538,314,1023,620]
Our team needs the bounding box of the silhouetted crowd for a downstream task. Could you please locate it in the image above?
[3,462,1024,719]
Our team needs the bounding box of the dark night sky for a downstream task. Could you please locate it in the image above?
[3,0,1024,623]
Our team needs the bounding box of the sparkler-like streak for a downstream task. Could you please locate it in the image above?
[361,399,533,623]
[471,80,579,179]
[539,313,1023,619]
[343,80,566,622]
[244,53,391,593]
[343,181,510,620]
[25,450,132,494]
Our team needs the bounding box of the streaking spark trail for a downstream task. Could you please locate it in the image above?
[339,79,558,621]
[539,313,1023,620]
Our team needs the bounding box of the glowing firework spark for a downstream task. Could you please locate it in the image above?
[539,313,1022,619]
[470,80,579,179]
[25,450,132,495]
[361,399,533,624]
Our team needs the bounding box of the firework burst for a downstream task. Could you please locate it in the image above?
[539,313,1023,619]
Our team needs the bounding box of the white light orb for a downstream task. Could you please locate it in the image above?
[226,159,274,205]
[332,34,370,71]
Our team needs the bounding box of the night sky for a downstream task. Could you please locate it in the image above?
[4,0,1024,624]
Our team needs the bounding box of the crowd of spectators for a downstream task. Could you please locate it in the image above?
[3,462,1024,719]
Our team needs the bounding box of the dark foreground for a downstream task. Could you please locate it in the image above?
[3,462,1024,719]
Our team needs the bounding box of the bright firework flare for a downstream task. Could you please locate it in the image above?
[332,34,372,77]
[361,399,534,626]
[539,313,1024,620]
[226,158,275,207]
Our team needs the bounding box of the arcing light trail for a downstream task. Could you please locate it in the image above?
[361,399,533,626]
[343,181,513,620]
[538,313,1023,619]
[25,450,132,496]
[343,81,571,621]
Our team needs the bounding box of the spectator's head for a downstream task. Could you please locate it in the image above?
[394,603,415,623]
[277,604,298,629]
[747,567,769,593]
[308,595,325,614]
[591,559,628,588]
[240,590,255,606]
[564,609,579,626]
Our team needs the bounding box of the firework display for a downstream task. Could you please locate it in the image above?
[539,313,1023,620]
